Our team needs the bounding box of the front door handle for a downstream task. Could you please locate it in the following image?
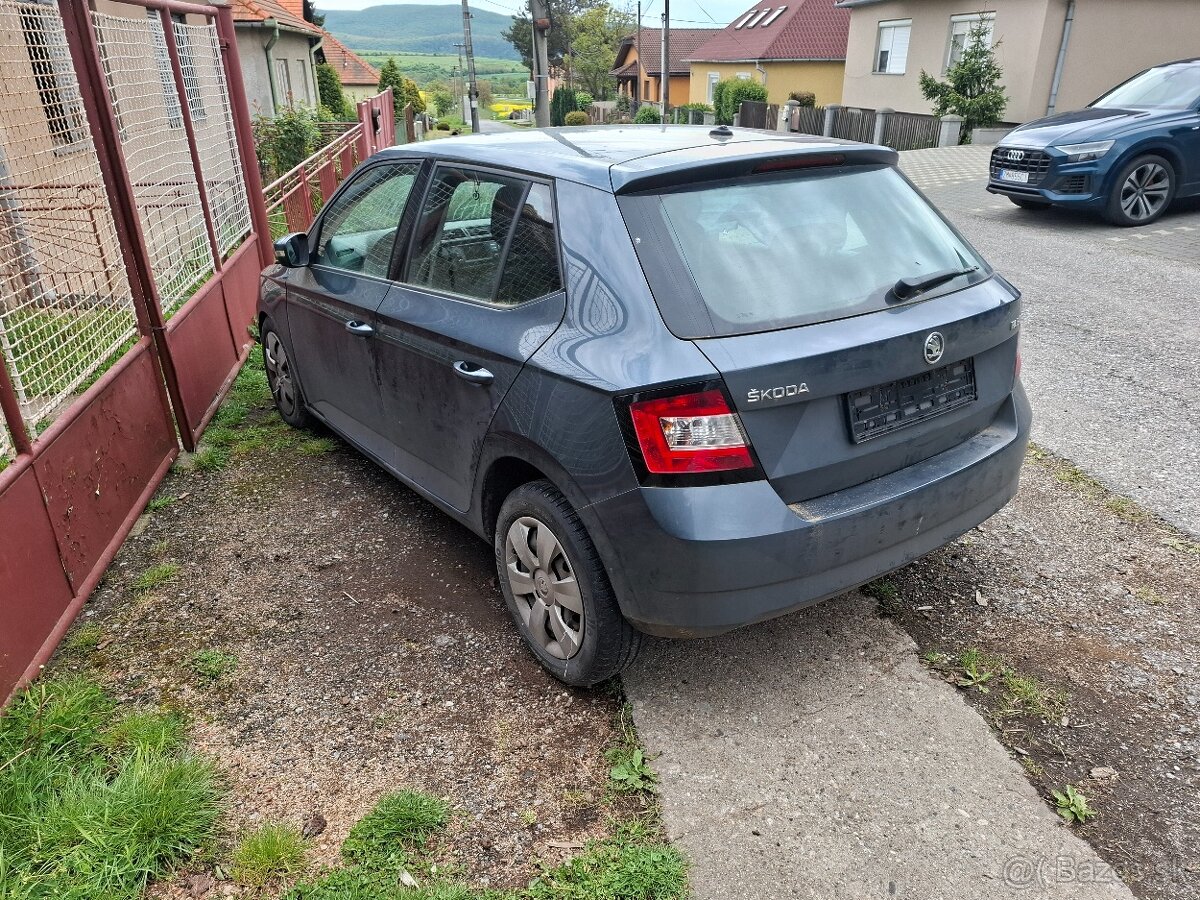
[345,320,374,336]
[452,360,494,386]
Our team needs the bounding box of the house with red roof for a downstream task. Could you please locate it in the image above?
[230,0,323,116]
[319,32,380,104]
[684,0,850,106]
[611,28,723,107]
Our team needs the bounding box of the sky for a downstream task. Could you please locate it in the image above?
[314,0,753,28]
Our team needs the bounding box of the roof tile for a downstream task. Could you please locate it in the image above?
[685,0,850,62]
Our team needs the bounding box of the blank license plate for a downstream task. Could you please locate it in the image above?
[999,169,1030,184]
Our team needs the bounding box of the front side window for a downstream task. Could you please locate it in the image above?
[874,19,911,74]
[314,163,420,276]
[622,165,988,338]
[406,167,561,305]
[946,12,994,70]
[1093,63,1200,110]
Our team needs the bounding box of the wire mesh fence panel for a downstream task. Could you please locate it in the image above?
[172,18,252,257]
[0,417,12,466]
[0,0,137,435]
[93,8,212,316]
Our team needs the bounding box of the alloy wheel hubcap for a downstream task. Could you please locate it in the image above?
[504,516,584,660]
[1120,163,1169,221]
[264,332,297,416]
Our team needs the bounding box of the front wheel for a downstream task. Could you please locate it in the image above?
[261,319,311,429]
[495,480,640,686]
[1105,154,1175,226]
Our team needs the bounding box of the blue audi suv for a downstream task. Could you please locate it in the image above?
[261,127,1030,685]
[987,59,1200,225]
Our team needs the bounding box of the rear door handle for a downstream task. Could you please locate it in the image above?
[452,360,494,386]
[345,320,374,336]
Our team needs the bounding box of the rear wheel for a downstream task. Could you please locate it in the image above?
[1009,196,1050,210]
[261,319,311,429]
[495,480,640,686]
[1105,154,1175,226]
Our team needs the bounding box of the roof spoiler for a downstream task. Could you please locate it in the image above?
[611,142,898,194]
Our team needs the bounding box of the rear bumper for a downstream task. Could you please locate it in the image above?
[590,385,1032,637]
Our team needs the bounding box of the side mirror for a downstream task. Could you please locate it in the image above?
[274,232,309,268]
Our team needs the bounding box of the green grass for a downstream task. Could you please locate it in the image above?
[1,306,136,400]
[0,677,219,899]
[191,649,237,681]
[146,493,177,511]
[342,790,450,866]
[1000,670,1066,721]
[525,838,687,900]
[132,562,180,594]
[62,623,104,655]
[234,824,309,886]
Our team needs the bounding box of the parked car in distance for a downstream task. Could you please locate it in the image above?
[988,58,1200,226]
[260,126,1031,686]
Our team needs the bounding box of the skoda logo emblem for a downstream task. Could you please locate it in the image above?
[924,332,945,365]
[1005,148,1025,161]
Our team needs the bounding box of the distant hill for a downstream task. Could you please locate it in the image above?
[320,4,519,59]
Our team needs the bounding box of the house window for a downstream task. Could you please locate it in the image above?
[946,12,994,70]
[293,59,310,105]
[874,19,911,74]
[19,0,88,151]
[643,79,650,100]
[277,58,294,105]
[707,72,719,103]
[147,11,206,127]
[736,71,751,80]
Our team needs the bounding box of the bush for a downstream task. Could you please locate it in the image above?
[634,104,662,124]
[254,105,320,179]
[575,91,594,111]
[436,121,451,131]
[550,86,578,126]
[616,93,631,114]
[713,78,768,125]
[564,110,589,126]
[788,90,816,107]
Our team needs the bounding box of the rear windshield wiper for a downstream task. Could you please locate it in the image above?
[889,266,979,303]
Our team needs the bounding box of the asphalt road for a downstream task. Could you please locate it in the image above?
[900,146,1200,535]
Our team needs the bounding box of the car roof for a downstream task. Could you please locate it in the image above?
[377,125,896,193]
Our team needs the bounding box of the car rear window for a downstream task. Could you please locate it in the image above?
[619,164,989,338]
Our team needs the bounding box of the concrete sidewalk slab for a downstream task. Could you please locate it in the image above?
[624,594,1134,900]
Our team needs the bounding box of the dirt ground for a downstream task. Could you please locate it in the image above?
[878,449,1200,900]
[56,403,642,896]
[51,363,1199,899]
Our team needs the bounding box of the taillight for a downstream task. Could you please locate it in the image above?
[626,387,755,475]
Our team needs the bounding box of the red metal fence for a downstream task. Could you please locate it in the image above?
[0,0,273,702]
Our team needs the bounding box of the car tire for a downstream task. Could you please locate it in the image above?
[261,318,311,429]
[1104,154,1176,227]
[1009,196,1050,210]
[494,479,641,686]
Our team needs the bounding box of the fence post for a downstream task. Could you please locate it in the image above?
[216,6,274,268]
[404,103,416,144]
[938,114,964,147]
[57,0,183,444]
[823,104,841,137]
[783,99,799,132]
[873,107,893,146]
[0,354,31,456]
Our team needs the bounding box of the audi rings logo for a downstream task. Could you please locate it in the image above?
[1005,148,1026,161]
[923,332,945,365]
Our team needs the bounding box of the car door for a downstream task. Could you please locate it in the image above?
[1174,100,1200,193]
[285,160,422,455]
[373,165,566,511]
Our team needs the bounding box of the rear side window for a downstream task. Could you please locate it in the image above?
[621,165,988,338]
[405,167,561,305]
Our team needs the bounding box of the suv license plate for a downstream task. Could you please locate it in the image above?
[845,359,977,444]
[999,169,1029,184]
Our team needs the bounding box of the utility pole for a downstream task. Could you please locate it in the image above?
[460,0,481,132]
[660,0,669,116]
[530,0,551,127]
[453,42,465,119]
[635,2,641,111]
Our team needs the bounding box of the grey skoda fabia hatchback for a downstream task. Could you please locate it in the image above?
[260,126,1031,686]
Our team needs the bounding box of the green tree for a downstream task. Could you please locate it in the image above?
[378,58,426,118]
[562,4,632,100]
[502,0,607,73]
[316,63,352,120]
[550,86,578,126]
[429,88,455,116]
[919,20,1007,141]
